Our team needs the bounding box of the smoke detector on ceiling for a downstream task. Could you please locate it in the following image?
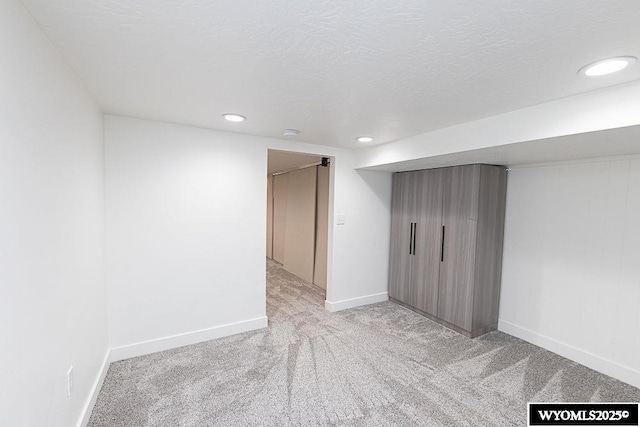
[282,129,300,137]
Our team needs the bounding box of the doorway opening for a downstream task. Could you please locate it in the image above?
[266,150,332,306]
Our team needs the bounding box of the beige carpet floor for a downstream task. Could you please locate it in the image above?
[88,259,640,426]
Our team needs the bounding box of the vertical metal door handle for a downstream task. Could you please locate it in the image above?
[412,222,417,256]
[440,225,445,262]
[409,222,413,255]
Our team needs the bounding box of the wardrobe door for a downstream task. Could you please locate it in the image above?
[389,172,416,305]
[283,167,317,283]
[272,173,289,263]
[411,168,444,315]
[266,175,274,259]
[437,165,480,331]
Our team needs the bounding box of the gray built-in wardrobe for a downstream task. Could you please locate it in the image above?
[389,164,507,338]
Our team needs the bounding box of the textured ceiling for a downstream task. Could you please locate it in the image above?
[21,0,640,149]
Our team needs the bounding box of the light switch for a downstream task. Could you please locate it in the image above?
[336,214,346,225]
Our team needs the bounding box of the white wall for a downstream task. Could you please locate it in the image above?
[105,116,269,355]
[105,116,392,354]
[499,156,640,388]
[0,1,107,426]
[328,160,392,308]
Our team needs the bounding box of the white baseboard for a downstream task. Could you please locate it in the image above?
[109,316,269,362]
[498,319,640,389]
[325,292,388,312]
[78,351,111,427]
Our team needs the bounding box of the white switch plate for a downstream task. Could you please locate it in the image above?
[336,214,346,225]
[67,366,74,397]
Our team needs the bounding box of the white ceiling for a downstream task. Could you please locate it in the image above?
[21,0,640,149]
[362,125,640,172]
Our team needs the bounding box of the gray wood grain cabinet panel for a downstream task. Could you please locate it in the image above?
[412,168,443,315]
[437,165,480,331]
[389,164,507,338]
[471,165,507,331]
[388,172,415,305]
[389,170,443,314]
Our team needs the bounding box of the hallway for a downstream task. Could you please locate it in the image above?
[88,260,639,426]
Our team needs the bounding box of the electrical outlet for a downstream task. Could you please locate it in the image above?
[67,366,74,397]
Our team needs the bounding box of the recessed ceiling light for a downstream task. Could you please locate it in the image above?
[222,113,247,122]
[356,136,374,143]
[579,56,637,77]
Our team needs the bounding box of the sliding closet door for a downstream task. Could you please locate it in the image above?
[272,173,289,263]
[283,167,317,283]
[389,171,417,305]
[437,165,480,330]
[411,169,444,315]
[313,165,330,289]
[266,175,273,259]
